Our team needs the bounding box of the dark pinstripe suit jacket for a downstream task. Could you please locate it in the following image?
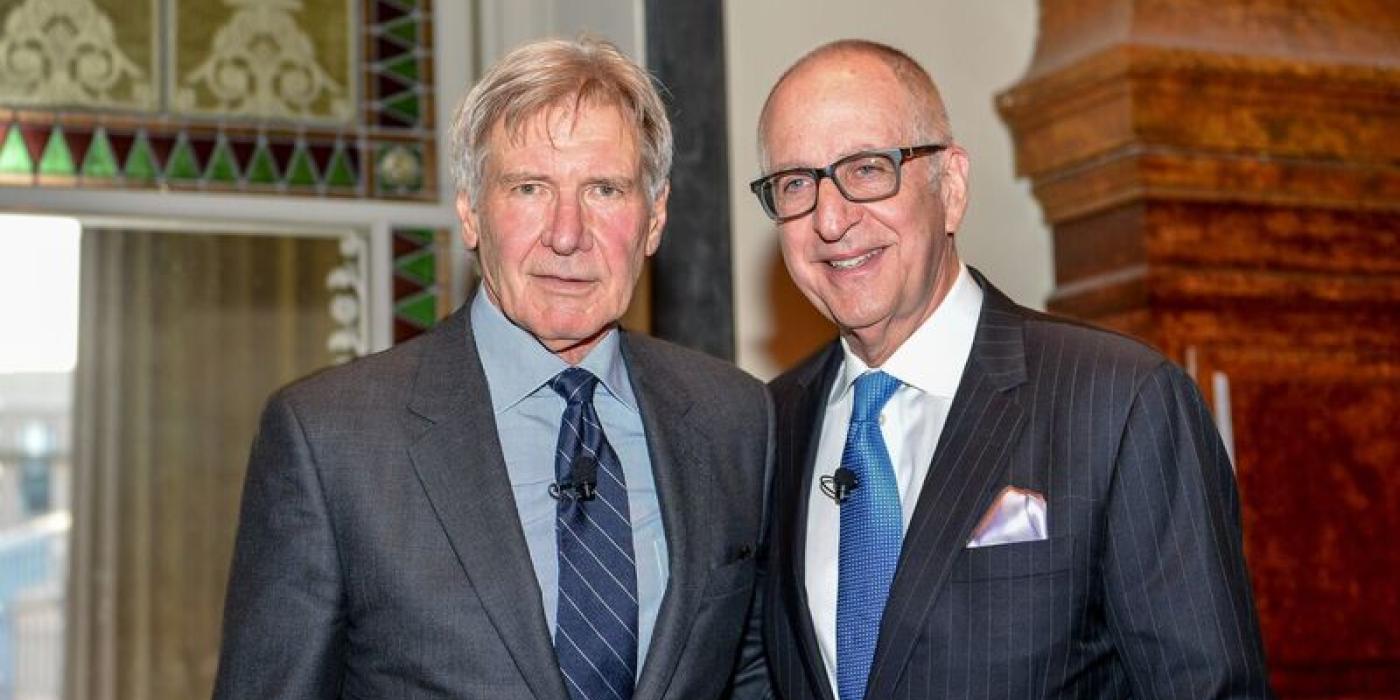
[761,271,1272,699]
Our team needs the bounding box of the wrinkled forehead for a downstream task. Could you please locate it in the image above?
[492,93,641,153]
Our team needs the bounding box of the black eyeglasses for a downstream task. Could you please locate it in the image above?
[749,144,948,223]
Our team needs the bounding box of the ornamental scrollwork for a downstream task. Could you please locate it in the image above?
[0,0,153,108]
[176,0,352,122]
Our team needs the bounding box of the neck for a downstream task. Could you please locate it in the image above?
[479,282,614,366]
[545,325,614,366]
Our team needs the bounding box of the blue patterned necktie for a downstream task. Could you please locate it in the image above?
[550,368,638,700]
[836,370,903,700]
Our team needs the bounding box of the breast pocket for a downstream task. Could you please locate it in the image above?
[702,556,756,600]
[948,535,1074,582]
[930,536,1078,692]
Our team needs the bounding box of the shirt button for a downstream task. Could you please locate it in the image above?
[879,412,887,426]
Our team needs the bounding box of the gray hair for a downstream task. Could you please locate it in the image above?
[450,37,674,202]
[757,39,953,172]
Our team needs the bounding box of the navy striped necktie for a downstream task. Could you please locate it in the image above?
[550,367,638,700]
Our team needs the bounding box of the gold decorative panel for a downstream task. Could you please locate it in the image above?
[0,0,436,200]
[171,0,356,123]
[0,0,158,110]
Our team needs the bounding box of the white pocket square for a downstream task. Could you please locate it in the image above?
[966,486,1047,548]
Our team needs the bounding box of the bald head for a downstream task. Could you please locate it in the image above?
[758,40,952,170]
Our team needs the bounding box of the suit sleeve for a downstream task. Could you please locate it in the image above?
[1103,362,1273,699]
[725,386,777,700]
[212,393,346,699]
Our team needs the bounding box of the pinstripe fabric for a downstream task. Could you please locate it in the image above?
[762,269,1273,699]
[550,368,638,700]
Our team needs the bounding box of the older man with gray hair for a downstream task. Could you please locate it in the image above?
[213,37,771,700]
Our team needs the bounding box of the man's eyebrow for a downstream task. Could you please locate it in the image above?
[768,144,888,173]
[587,175,637,187]
[764,162,808,174]
[494,171,549,185]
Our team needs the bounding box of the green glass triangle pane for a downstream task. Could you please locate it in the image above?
[384,93,420,121]
[204,138,239,182]
[383,54,419,82]
[395,250,435,285]
[124,133,159,181]
[245,142,279,184]
[386,18,418,44]
[165,137,200,180]
[284,144,318,187]
[0,127,33,175]
[38,126,74,175]
[324,146,357,188]
[395,293,438,328]
[81,128,119,179]
[397,227,433,245]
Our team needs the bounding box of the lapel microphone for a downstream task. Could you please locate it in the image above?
[820,467,859,504]
[549,455,599,502]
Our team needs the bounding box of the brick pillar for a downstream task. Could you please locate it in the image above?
[997,2,1400,695]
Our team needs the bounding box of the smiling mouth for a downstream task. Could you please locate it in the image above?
[827,248,883,270]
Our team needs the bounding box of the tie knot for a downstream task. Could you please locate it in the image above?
[851,370,900,423]
[549,366,599,405]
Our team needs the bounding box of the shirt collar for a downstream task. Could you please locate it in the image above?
[470,286,638,414]
[830,262,984,403]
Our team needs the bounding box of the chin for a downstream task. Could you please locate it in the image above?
[534,313,613,344]
[826,301,891,333]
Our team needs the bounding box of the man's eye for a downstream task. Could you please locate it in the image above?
[852,161,893,178]
[514,183,541,195]
[778,176,812,195]
[594,183,621,198]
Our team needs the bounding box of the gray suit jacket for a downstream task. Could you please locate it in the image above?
[761,271,1272,699]
[213,304,772,699]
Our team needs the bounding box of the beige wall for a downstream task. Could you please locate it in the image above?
[725,1,1051,379]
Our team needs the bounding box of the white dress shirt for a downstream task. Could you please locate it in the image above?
[804,263,983,695]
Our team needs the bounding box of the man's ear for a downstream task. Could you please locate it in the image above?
[456,191,480,250]
[938,145,970,234]
[643,181,669,257]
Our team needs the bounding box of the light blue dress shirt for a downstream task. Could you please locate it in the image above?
[469,289,669,672]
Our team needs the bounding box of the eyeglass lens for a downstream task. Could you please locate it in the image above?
[766,152,900,220]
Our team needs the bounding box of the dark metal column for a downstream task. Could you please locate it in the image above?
[644,0,734,360]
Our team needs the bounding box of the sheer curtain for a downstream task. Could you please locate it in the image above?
[66,228,343,700]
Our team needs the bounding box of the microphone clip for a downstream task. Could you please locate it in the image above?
[548,481,597,501]
[820,467,859,504]
[549,455,599,502]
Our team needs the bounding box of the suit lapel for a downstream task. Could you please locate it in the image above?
[404,308,568,700]
[621,335,715,699]
[864,276,1030,700]
[779,345,842,700]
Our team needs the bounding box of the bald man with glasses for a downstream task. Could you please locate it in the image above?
[749,39,1272,700]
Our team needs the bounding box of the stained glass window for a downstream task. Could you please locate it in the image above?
[392,226,450,343]
[0,0,436,200]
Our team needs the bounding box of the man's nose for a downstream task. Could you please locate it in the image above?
[811,177,858,242]
[542,194,592,254]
